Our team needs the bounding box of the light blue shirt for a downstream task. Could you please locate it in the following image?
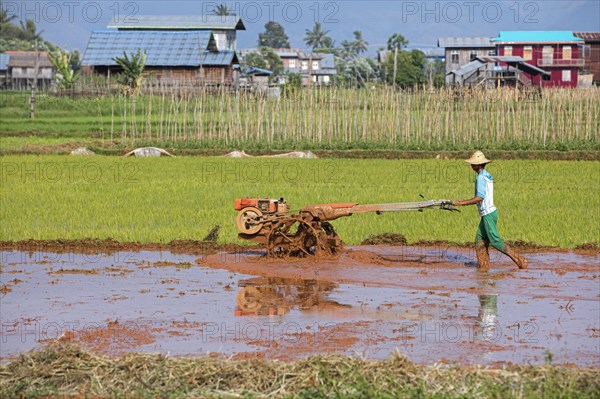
[475,169,497,217]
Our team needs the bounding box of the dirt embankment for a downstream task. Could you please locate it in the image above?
[1,142,599,160]
[0,239,247,255]
[1,238,597,256]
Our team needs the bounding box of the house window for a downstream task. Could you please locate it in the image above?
[504,46,512,56]
[312,61,319,70]
[288,59,296,68]
[562,46,572,60]
[469,50,478,60]
[323,75,330,83]
[523,46,532,60]
[488,49,496,56]
[451,50,459,64]
[583,45,591,58]
[311,75,317,82]
[562,70,571,82]
[301,61,308,70]
[542,46,553,64]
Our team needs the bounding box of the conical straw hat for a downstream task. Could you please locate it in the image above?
[465,150,491,165]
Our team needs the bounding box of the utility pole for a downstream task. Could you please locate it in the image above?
[30,40,39,119]
[392,46,398,86]
[308,53,313,88]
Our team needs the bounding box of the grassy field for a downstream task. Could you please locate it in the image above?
[1,156,597,248]
[1,87,599,153]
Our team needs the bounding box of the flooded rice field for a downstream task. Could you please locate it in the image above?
[1,246,598,366]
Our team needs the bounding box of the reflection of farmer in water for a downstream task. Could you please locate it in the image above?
[475,273,499,343]
[452,151,528,271]
[478,294,498,341]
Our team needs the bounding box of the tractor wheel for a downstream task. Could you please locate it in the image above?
[236,286,262,313]
[319,222,343,255]
[236,207,264,235]
[267,217,322,258]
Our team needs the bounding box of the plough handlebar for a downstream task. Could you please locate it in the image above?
[351,199,460,213]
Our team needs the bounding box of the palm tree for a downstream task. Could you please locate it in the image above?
[113,49,146,96]
[340,39,355,60]
[0,3,22,39]
[320,36,335,49]
[387,33,409,51]
[351,30,368,55]
[304,22,330,50]
[19,19,44,41]
[0,3,17,25]
[213,3,232,16]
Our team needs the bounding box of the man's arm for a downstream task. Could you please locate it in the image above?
[453,197,483,206]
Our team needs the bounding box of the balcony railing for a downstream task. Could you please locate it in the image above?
[538,58,585,67]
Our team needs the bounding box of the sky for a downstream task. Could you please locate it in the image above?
[4,0,600,55]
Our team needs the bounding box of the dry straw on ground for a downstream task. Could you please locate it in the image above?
[1,344,598,398]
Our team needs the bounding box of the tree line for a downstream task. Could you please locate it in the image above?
[237,17,445,88]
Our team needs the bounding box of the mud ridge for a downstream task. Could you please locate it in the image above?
[1,238,598,255]
[0,238,251,255]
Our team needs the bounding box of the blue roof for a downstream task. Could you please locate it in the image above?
[200,50,238,66]
[491,31,584,43]
[0,53,10,70]
[82,30,220,66]
[108,15,245,30]
[245,67,272,75]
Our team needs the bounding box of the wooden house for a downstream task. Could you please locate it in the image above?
[273,49,336,86]
[4,52,55,90]
[82,29,239,86]
[437,37,495,85]
[574,32,600,84]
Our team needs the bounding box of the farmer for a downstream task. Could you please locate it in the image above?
[452,151,528,270]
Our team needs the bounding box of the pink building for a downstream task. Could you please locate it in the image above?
[491,31,584,88]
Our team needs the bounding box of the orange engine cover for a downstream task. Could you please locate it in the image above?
[234,198,278,213]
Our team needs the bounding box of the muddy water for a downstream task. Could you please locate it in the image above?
[1,246,598,366]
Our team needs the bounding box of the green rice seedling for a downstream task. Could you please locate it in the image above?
[1,156,597,248]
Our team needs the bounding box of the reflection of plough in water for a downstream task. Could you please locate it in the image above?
[235,277,350,316]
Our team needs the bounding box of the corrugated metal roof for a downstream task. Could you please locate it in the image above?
[573,32,600,41]
[8,53,53,68]
[108,15,245,30]
[476,55,550,76]
[275,51,298,58]
[449,60,485,77]
[0,54,10,70]
[298,52,324,60]
[477,55,525,63]
[450,56,550,78]
[82,30,218,66]
[245,67,272,75]
[200,50,238,66]
[438,37,493,48]
[491,31,584,43]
